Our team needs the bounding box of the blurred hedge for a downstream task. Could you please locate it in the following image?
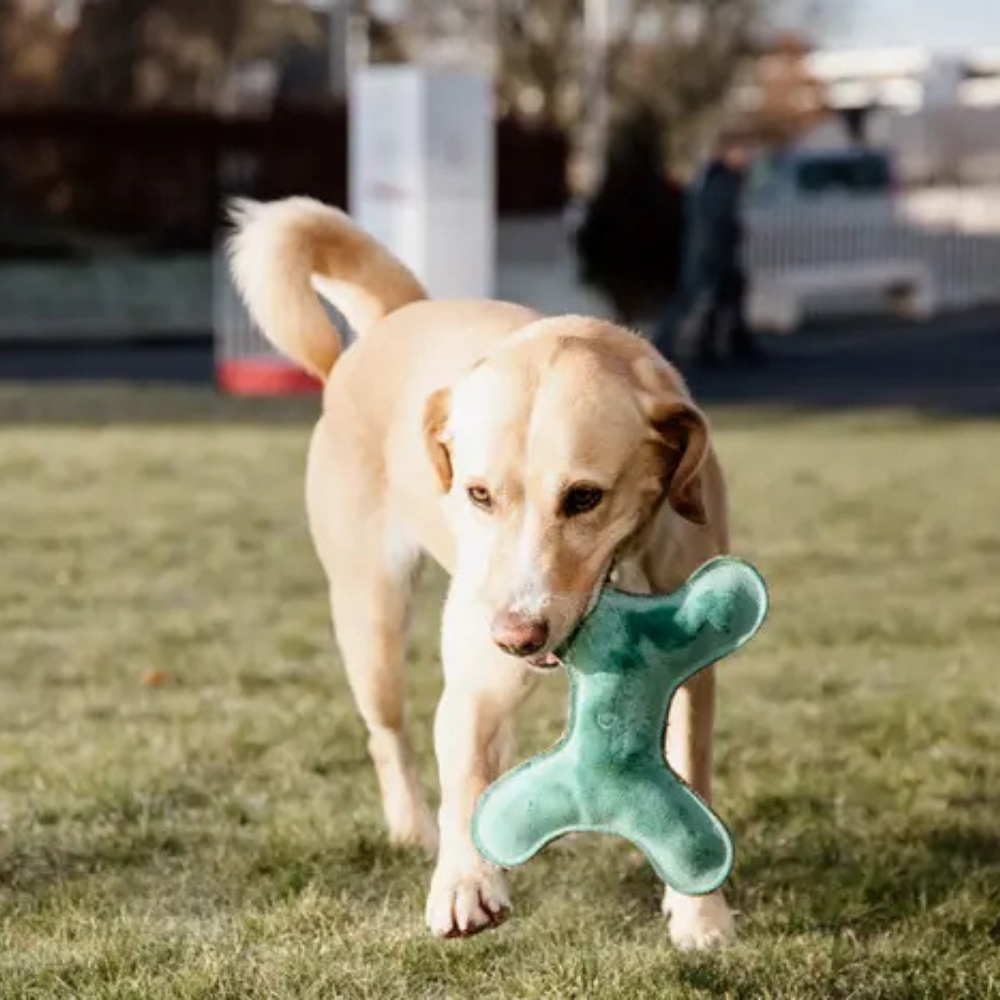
[0,106,569,255]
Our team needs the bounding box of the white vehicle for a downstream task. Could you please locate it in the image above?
[744,147,935,331]
[747,147,899,207]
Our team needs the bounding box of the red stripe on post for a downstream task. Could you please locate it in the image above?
[216,360,322,396]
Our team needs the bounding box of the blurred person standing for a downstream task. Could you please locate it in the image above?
[572,106,686,328]
[654,130,765,368]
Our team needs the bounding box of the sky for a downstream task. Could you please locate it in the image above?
[822,0,1000,52]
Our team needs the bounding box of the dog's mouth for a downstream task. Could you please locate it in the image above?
[526,651,563,671]
[524,557,620,672]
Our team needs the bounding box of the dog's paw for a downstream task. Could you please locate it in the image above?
[425,864,511,938]
[663,889,736,951]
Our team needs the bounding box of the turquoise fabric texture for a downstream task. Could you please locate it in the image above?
[472,557,768,897]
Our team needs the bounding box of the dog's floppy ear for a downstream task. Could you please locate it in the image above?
[647,399,709,525]
[423,386,453,492]
[633,357,710,525]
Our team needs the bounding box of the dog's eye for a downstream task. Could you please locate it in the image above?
[467,484,493,511]
[561,485,605,518]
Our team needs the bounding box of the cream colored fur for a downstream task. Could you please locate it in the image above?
[226,196,737,949]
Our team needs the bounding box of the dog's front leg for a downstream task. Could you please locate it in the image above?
[425,589,537,938]
[662,666,736,949]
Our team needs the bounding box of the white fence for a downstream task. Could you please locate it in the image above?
[4,188,997,368]
[213,196,1000,384]
[0,255,211,340]
[746,189,1000,326]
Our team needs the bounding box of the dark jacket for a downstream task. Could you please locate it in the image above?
[684,159,745,294]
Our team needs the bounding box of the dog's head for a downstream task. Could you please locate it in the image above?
[424,318,710,669]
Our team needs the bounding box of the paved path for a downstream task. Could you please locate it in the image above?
[685,310,1000,417]
[0,336,215,385]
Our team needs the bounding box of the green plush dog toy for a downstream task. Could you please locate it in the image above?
[472,556,768,897]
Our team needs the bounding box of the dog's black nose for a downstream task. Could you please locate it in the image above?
[491,611,549,657]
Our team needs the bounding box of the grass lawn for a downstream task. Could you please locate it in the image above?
[2,385,1000,999]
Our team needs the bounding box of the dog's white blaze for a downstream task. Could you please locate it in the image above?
[507,518,550,616]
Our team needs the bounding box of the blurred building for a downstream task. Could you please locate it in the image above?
[797,47,1000,183]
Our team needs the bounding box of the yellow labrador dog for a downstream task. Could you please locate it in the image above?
[228,197,734,949]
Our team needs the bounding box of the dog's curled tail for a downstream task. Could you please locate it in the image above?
[226,197,426,381]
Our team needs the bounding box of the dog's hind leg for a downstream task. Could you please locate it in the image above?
[307,423,437,854]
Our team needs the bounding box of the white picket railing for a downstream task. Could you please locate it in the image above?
[746,190,1000,324]
[213,197,1000,383]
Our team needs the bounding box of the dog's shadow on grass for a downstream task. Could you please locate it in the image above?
[323,793,1000,942]
[612,791,1000,940]
[6,785,999,945]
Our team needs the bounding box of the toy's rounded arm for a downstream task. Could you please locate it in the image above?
[611,767,734,896]
[640,558,768,688]
[473,751,581,869]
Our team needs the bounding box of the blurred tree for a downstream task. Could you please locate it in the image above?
[399,0,800,179]
[61,0,320,108]
[0,0,71,105]
[572,103,686,323]
[736,31,828,145]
